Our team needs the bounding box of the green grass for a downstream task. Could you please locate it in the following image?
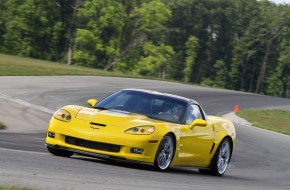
[237,109,290,135]
[0,53,138,77]
[0,186,36,190]
[0,122,6,130]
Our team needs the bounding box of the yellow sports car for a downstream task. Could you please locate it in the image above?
[46,89,236,176]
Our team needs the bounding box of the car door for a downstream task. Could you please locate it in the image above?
[179,104,215,164]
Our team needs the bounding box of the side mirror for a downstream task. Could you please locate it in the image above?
[180,119,207,133]
[189,119,207,130]
[87,99,98,107]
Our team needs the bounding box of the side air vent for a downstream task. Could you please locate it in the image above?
[210,143,215,154]
[90,122,106,127]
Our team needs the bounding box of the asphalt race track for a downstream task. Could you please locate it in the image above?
[0,76,290,190]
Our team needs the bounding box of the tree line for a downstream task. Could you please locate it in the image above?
[0,0,289,97]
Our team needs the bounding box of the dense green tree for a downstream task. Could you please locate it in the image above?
[229,0,288,94]
[268,26,290,97]
[229,1,262,92]
[255,1,286,94]
[183,36,199,82]
[61,0,85,65]
[0,0,289,98]
[114,0,172,72]
[1,0,66,60]
[73,0,126,68]
[0,1,5,52]
[73,0,171,71]
[135,42,174,78]
[213,60,228,88]
[201,60,228,88]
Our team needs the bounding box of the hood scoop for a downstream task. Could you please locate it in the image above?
[90,122,106,127]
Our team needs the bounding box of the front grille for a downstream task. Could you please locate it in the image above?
[65,136,120,153]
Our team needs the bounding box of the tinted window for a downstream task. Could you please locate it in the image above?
[96,90,187,124]
[185,104,203,124]
[104,93,132,108]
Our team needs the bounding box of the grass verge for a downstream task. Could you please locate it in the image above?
[237,109,290,135]
[0,53,215,87]
[0,186,36,190]
[0,122,6,130]
[0,53,139,77]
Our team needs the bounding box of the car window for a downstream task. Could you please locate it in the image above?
[185,104,203,124]
[105,93,131,109]
[96,90,187,124]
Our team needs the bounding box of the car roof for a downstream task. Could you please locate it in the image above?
[122,88,198,105]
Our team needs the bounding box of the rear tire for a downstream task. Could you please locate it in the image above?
[47,146,74,157]
[154,134,175,171]
[199,138,231,176]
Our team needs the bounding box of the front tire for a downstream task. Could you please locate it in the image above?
[199,138,231,176]
[47,146,74,157]
[154,134,175,171]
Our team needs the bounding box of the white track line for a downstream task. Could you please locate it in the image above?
[0,147,49,155]
[0,93,54,154]
[0,93,54,114]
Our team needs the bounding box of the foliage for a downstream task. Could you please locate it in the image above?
[0,122,6,130]
[135,42,174,78]
[0,0,290,97]
[213,60,228,88]
[268,26,290,97]
[183,36,199,82]
[0,0,66,61]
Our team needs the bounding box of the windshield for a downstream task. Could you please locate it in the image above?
[95,90,187,124]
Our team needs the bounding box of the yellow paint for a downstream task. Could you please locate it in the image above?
[46,106,236,168]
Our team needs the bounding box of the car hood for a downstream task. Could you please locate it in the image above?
[75,107,158,127]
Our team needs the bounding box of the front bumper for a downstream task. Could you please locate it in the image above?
[45,119,161,163]
[46,143,127,161]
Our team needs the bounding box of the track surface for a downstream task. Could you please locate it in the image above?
[0,76,290,190]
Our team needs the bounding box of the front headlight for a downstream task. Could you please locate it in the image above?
[54,109,71,122]
[125,126,155,135]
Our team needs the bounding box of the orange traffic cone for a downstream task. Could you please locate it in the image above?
[234,105,239,113]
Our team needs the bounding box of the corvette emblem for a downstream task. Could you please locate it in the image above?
[90,126,100,130]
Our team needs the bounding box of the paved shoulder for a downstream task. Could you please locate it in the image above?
[0,95,52,133]
[222,112,252,126]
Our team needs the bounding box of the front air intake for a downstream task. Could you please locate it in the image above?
[65,136,120,152]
